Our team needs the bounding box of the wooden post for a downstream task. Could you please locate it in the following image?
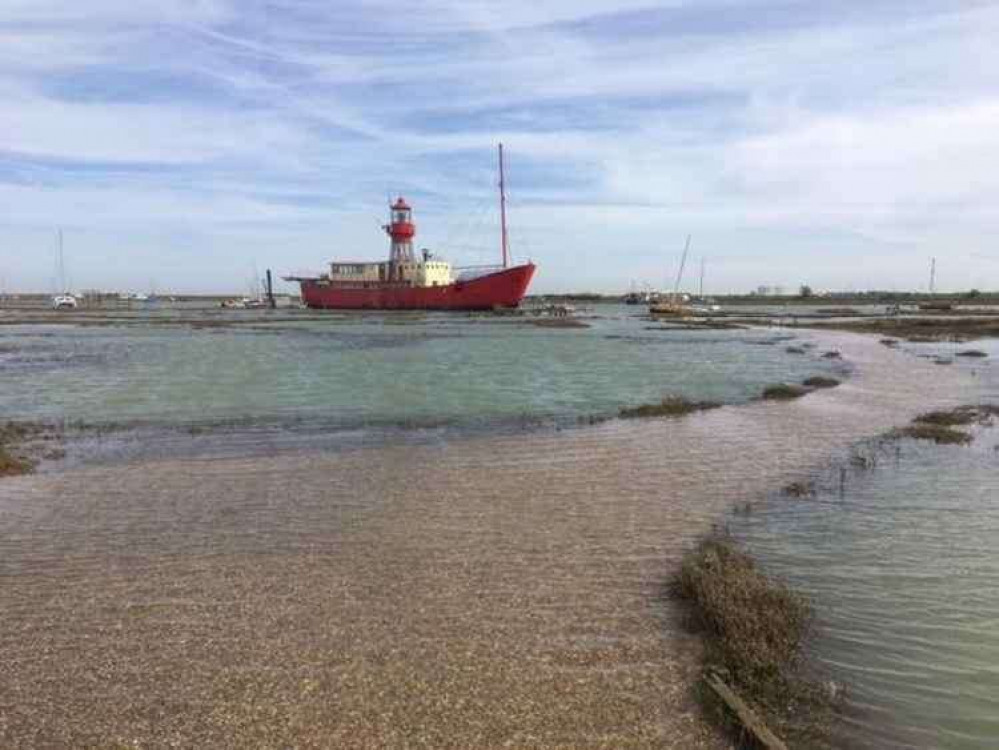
[704,672,789,750]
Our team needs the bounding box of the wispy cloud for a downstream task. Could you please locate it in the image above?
[2,0,998,292]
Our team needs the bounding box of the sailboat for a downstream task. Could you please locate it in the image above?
[688,256,721,313]
[51,230,78,310]
[649,235,692,316]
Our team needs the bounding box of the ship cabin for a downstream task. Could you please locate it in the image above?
[413,249,452,287]
[325,251,453,288]
[328,262,382,283]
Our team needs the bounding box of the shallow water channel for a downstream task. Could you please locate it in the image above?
[730,341,999,749]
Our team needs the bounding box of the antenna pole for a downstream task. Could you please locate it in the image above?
[499,143,509,269]
[266,269,276,309]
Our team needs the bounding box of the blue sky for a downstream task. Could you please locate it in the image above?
[2,0,998,294]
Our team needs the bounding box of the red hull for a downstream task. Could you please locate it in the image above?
[299,263,536,311]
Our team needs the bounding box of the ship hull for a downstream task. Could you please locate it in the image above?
[299,263,536,311]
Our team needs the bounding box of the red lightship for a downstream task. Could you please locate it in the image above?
[288,145,536,311]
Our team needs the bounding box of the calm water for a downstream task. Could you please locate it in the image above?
[0,308,840,435]
[731,341,999,749]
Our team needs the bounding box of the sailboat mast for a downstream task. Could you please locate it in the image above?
[673,235,691,300]
[699,257,705,298]
[499,143,509,269]
[57,229,65,293]
[929,257,936,295]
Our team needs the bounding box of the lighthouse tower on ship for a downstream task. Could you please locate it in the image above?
[385,197,416,278]
[288,145,536,310]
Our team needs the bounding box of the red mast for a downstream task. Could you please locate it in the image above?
[499,143,509,269]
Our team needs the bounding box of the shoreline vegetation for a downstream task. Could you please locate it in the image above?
[676,535,832,748]
[621,377,843,419]
[0,422,60,477]
[619,396,721,419]
[893,405,999,445]
[796,317,999,343]
[683,403,999,746]
[5,291,999,307]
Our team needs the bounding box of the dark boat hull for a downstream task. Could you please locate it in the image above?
[299,263,536,311]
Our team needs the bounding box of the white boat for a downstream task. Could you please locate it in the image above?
[650,235,693,317]
[51,230,78,310]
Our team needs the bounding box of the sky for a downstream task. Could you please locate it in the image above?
[2,0,998,295]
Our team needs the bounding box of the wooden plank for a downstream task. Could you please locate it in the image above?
[704,673,789,750]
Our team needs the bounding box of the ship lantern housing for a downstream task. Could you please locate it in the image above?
[386,197,416,266]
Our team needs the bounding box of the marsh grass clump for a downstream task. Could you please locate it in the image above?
[821,350,842,360]
[761,384,809,401]
[676,536,828,742]
[802,317,999,342]
[802,376,840,389]
[0,450,34,477]
[619,396,721,419]
[914,407,979,427]
[529,318,590,329]
[896,404,999,445]
[785,346,807,355]
[895,424,973,445]
[782,480,815,498]
[0,422,44,477]
[955,349,988,358]
[879,338,899,347]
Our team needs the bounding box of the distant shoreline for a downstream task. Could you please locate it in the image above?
[4,291,999,308]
